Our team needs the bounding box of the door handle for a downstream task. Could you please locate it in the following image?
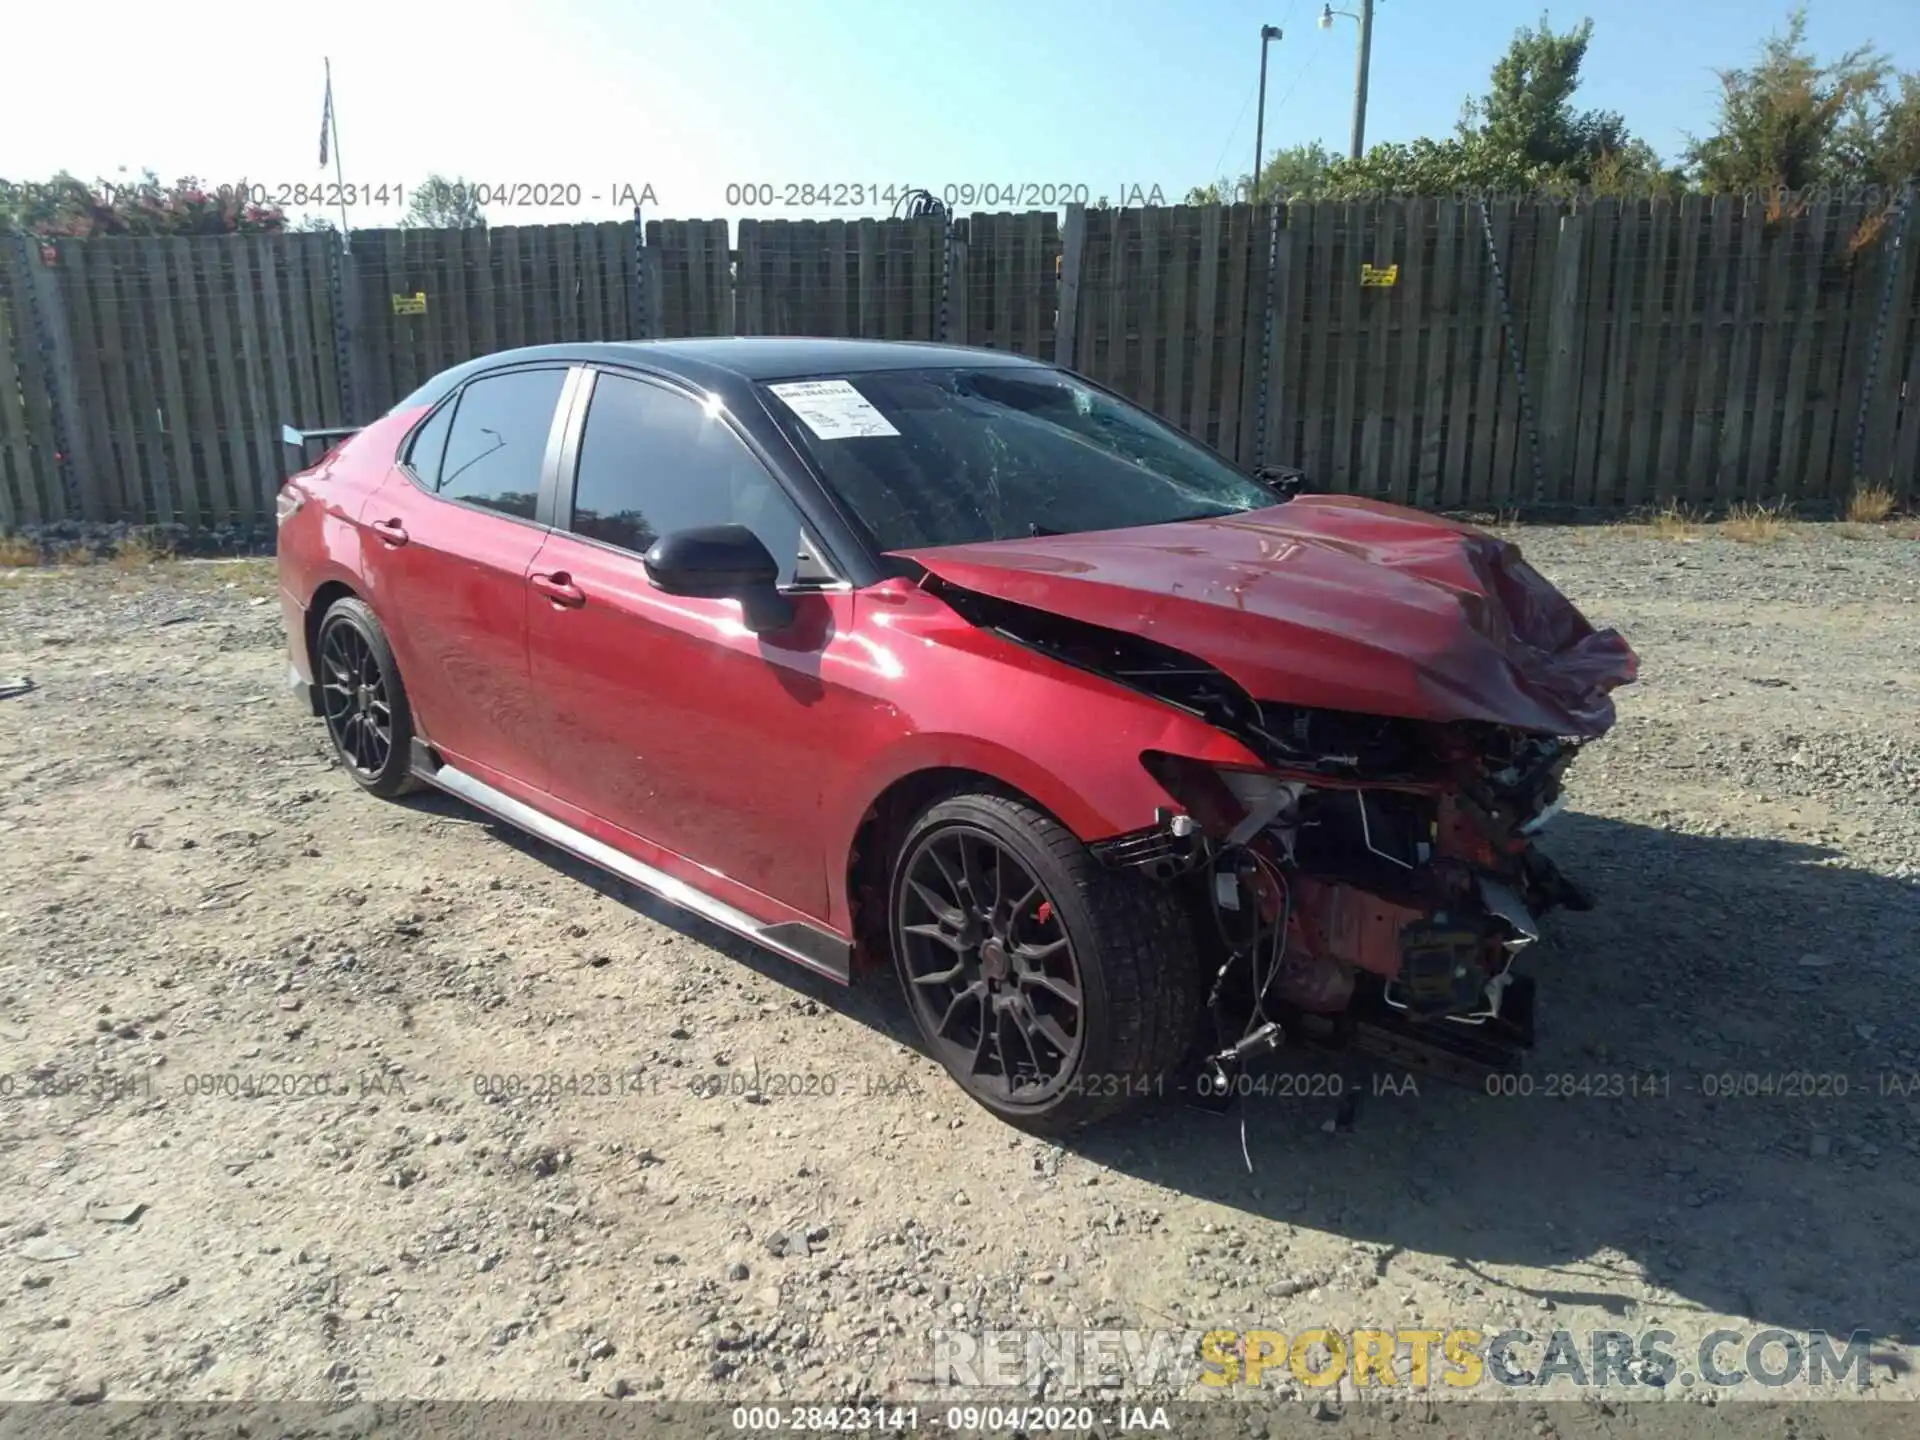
[370,519,408,546]
[530,571,586,607]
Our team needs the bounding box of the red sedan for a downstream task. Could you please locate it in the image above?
[276,338,1635,1132]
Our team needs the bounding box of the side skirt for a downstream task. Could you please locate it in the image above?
[412,745,851,985]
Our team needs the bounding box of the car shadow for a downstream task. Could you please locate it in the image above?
[1071,811,1920,1356]
[393,787,908,1037]
[401,786,1919,1354]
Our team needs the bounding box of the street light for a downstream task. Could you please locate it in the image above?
[1252,23,1283,204]
[1320,0,1377,161]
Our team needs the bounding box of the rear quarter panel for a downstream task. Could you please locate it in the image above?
[276,414,419,681]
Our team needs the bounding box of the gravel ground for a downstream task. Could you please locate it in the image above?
[1,525,1917,1429]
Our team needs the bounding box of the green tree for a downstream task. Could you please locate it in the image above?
[1318,134,1554,197]
[1462,16,1629,181]
[1587,141,1690,199]
[1191,15,1674,200]
[1323,15,1667,196]
[1185,142,1337,205]
[1686,9,1886,192]
[1258,140,1336,199]
[1832,69,1920,188]
[404,175,486,229]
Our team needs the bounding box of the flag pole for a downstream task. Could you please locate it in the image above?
[324,58,349,237]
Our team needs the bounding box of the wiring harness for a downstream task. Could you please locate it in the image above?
[1200,840,1292,1093]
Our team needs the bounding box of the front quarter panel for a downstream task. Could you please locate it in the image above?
[822,579,1265,928]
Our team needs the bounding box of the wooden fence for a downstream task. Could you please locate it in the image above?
[1,193,1916,531]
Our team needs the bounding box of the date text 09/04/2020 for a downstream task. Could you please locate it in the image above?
[728,1405,1174,1433]
[723,182,1169,209]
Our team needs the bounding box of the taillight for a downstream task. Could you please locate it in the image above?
[276,486,305,526]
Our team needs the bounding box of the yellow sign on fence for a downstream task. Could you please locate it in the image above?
[391,292,427,315]
[1360,264,1399,287]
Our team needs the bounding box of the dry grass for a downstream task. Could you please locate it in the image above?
[109,530,176,570]
[1609,499,1705,539]
[1649,500,1705,539]
[1720,500,1794,544]
[1845,484,1897,524]
[0,534,40,568]
[1834,518,1920,541]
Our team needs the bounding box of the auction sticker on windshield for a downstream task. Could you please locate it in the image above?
[768,380,900,439]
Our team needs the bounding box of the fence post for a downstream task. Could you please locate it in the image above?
[329,235,351,422]
[330,235,372,424]
[935,208,956,345]
[1537,204,1585,506]
[1255,203,1292,469]
[1478,199,1546,509]
[630,204,650,340]
[1054,204,1086,368]
[947,219,970,347]
[1853,179,1915,485]
[16,234,91,520]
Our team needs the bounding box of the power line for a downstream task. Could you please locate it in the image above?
[1207,78,1262,193]
[1270,45,1323,120]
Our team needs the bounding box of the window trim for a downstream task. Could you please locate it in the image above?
[393,362,584,533]
[557,364,849,591]
[398,390,457,490]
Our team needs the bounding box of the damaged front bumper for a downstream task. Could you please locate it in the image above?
[1106,722,1598,1089]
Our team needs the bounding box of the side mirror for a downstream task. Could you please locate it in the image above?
[1254,464,1314,498]
[643,524,795,634]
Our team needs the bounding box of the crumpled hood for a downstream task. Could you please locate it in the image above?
[897,497,1638,737]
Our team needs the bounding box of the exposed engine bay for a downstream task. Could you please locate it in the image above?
[932,577,1618,1094]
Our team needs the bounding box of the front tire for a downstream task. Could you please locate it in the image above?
[888,790,1200,1134]
[315,596,419,798]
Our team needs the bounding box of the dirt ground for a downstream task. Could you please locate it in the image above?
[2,524,1917,1430]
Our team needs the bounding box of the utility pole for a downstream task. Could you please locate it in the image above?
[1320,1,1377,161]
[1351,0,1374,160]
[1251,24,1283,204]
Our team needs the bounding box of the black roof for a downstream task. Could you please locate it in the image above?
[613,337,1045,380]
[397,336,1046,411]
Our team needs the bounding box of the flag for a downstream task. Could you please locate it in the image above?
[319,68,333,168]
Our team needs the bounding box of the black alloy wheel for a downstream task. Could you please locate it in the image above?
[896,823,1086,1105]
[888,790,1202,1133]
[321,619,392,777]
[315,596,418,797]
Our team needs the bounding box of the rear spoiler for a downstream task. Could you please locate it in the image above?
[281,423,365,476]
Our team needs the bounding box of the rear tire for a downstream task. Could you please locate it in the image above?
[315,596,420,798]
[888,789,1200,1134]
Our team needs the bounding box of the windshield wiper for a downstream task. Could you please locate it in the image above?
[1028,522,1064,537]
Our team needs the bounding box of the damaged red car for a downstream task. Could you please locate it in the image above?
[276,338,1636,1132]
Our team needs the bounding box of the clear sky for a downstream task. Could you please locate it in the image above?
[3,0,1915,227]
